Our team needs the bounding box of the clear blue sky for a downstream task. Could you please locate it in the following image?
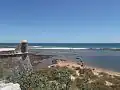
[0,0,120,43]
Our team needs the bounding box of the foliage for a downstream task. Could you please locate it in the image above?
[5,66,120,90]
[0,61,3,78]
[8,67,74,90]
[90,81,111,90]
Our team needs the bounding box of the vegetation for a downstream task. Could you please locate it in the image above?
[2,65,120,90]
[8,67,75,90]
[0,61,3,78]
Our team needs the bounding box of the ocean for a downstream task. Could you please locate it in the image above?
[1,43,120,72]
[0,43,120,49]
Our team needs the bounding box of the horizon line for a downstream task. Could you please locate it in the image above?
[0,42,120,44]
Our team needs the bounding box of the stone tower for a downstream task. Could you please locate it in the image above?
[14,40,33,73]
[20,40,33,72]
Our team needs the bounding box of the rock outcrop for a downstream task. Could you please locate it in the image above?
[0,82,21,90]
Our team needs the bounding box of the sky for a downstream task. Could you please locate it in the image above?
[0,0,120,43]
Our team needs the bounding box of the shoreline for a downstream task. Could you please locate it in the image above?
[87,65,120,76]
[79,61,120,76]
[50,58,120,76]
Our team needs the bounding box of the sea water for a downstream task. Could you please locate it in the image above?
[0,43,120,71]
[1,43,120,48]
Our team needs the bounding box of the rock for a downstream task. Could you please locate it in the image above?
[105,81,113,86]
[0,82,21,90]
[70,75,75,81]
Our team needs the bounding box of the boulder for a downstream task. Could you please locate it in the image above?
[0,82,21,90]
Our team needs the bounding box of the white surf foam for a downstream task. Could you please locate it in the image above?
[29,47,120,50]
[30,47,89,50]
[31,46,42,47]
